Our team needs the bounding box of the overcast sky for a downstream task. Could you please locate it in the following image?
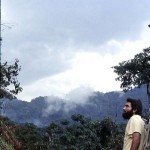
[1,0,150,101]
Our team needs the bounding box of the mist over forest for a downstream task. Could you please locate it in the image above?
[2,85,148,127]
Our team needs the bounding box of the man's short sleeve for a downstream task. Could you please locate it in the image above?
[127,116,142,137]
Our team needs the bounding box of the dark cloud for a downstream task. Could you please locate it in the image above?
[2,0,150,85]
[3,0,150,46]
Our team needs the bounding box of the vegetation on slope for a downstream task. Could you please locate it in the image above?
[0,116,21,150]
[0,114,125,150]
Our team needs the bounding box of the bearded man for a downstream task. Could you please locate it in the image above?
[122,98,145,150]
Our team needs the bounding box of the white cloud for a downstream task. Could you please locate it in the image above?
[17,28,150,101]
[2,0,150,101]
[42,96,63,117]
[65,86,94,103]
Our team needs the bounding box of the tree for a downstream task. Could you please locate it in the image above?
[0,1,22,100]
[0,59,23,115]
[15,123,43,150]
[45,115,124,150]
[112,47,150,112]
[0,59,23,99]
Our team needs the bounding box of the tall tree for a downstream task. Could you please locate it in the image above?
[112,47,150,112]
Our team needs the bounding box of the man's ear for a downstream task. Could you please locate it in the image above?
[133,109,137,114]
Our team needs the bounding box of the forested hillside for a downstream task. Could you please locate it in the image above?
[0,85,149,149]
[0,114,125,150]
[0,84,148,149]
[2,85,148,127]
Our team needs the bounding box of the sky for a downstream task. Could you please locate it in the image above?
[1,0,150,102]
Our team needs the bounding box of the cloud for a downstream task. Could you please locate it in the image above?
[3,0,150,48]
[42,96,64,117]
[65,86,94,103]
[2,0,150,101]
[42,87,94,117]
[16,32,150,101]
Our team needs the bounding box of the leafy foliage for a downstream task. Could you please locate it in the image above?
[112,47,150,113]
[0,116,22,150]
[0,137,14,150]
[15,123,44,150]
[0,58,23,149]
[0,59,22,99]
[112,47,150,92]
[44,115,124,150]
[0,114,125,150]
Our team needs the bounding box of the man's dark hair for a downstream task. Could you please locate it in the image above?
[126,98,143,116]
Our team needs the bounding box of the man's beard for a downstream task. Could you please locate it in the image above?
[122,110,133,119]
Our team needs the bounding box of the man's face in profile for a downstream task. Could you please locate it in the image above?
[122,102,133,119]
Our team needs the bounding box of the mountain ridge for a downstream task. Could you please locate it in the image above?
[1,85,149,127]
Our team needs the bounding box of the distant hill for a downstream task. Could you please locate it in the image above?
[1,85,149,127]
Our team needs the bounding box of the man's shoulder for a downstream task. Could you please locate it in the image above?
[129,115,145,124]
[131,115,141,119]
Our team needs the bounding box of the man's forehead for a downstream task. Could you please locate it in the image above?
[125,102,131,107]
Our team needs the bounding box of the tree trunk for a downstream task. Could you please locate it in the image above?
[147,83,150,117]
